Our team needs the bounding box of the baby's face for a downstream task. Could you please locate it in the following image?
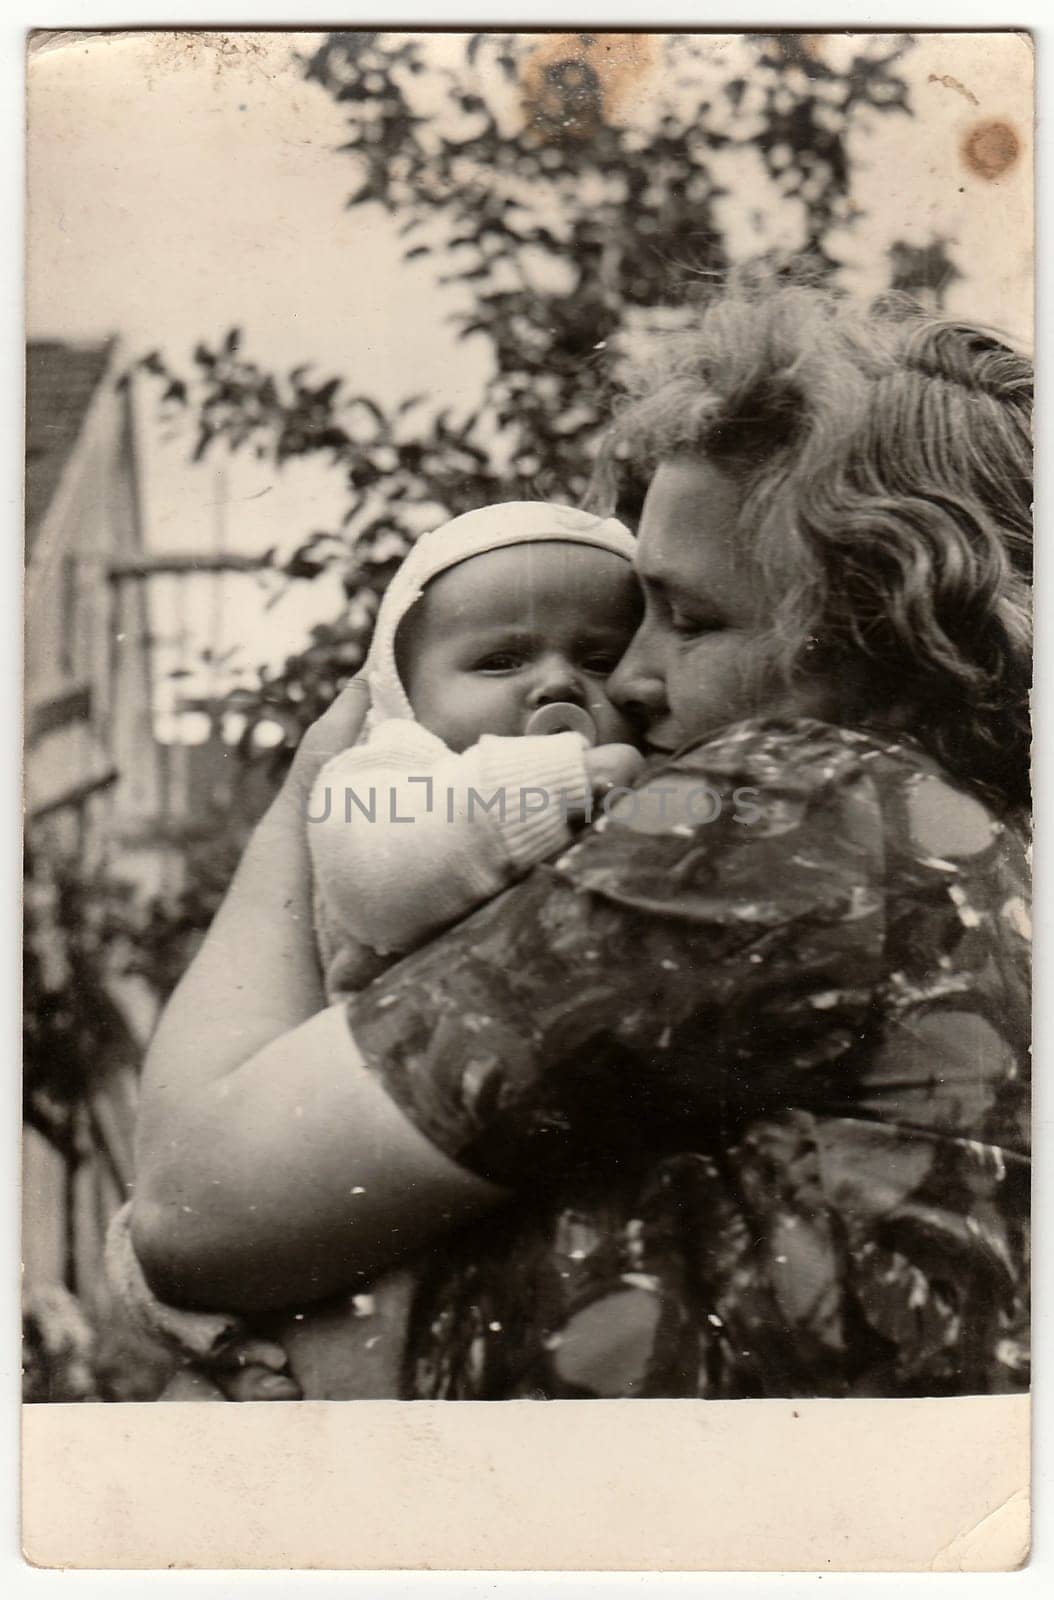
[396,542,642,752]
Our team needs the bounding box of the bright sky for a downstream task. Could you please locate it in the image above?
[26,29,1033,728]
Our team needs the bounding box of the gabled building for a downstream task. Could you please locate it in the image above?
[25,338,163,872]
[24,340,166,1383]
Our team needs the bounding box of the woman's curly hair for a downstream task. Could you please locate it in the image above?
[598,282,1033,811]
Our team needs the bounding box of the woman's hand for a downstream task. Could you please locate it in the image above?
[157,1342,303,1403]
[271,676,371,819]
[106,1202,303,1399]
[558,743,645,824]
[190,1339,303,1402]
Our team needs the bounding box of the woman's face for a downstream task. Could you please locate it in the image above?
[608,457,829,752]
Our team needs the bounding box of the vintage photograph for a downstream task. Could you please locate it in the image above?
[24,27,1032,1428]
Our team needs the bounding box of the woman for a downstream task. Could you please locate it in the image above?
[128,284,1031,1399]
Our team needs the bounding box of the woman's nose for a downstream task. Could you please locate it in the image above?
[607,635,668,725]
[526,656,584,707]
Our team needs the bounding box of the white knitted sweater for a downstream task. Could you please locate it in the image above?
[309,719,590,999]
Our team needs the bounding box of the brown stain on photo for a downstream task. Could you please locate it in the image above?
[961,120,1022,181]
[785,34,826,64]
[521,33,658,141]
[928,72,979,108]
[135,30,268,84]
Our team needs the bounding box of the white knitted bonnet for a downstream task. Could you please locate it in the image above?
[360,502,637,729]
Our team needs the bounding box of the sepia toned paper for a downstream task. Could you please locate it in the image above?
[22,22,1035,1574]
[23,1396,1030,1571]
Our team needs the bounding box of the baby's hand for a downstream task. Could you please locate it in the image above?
[559,743,644,824]
[583,742,645,802]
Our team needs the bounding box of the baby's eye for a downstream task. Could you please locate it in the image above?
[474,652,524,673]
[580,651,622,675]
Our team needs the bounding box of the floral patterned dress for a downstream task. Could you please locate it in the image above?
[345,718,1031,1400]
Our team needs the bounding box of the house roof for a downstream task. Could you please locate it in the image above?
[25,338,116,558]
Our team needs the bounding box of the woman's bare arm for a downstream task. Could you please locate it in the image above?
[138,684,366,1088]
[132,1004,506,1310]
[131,680,505,1311]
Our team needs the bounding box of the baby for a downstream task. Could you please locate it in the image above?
[308,502,644,999]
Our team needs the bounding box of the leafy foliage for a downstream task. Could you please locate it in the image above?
[141,29,918,748]
[24,851,139,1152]
[887,236,962,308]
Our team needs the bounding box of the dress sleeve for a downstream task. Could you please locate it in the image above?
[344,720,947,1187]
[349,719,1029,1399]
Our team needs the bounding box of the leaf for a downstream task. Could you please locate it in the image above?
[313,377,342,406]
[345,180,376,207]
[312,426,352,452]
[350,395,388,427]
[282,553,328,580]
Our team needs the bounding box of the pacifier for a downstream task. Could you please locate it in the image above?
[524,702,598,746]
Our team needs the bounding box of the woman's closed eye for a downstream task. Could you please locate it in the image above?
[669,608,723,639]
